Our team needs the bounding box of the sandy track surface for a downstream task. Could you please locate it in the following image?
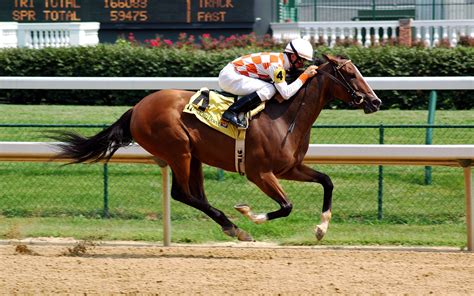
[0,239,473,295]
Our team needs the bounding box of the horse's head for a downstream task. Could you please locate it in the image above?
[321,54,381,114]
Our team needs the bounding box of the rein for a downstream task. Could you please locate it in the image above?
[287,83,307,133]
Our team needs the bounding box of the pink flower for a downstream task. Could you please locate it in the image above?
[202,33,211,39]
[164,39,173,46]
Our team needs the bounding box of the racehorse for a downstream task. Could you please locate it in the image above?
[52,54,381,242]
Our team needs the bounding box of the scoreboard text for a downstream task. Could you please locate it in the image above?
[2,0,254,24]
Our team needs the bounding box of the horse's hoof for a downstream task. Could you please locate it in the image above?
[236,228,254,242]
[234,204,250,215]
[315,225,326,241]
[222,227,254,242]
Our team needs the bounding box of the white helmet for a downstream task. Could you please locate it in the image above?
[284,38,314,61]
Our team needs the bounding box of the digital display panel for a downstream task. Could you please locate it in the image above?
[0,0,254,24]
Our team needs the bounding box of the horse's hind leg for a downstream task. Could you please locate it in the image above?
[170,155,253,241]
[280,164,333,241]
[235,171,293,224]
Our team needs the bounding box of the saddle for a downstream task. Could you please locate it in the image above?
[183,88,266,176]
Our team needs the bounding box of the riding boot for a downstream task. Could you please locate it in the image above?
[222,92,262,128]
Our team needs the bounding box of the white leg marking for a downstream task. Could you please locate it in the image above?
[315,210,332,241]
[234,204,268,224]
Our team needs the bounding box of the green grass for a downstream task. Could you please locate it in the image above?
[0,105,131,125]
[0,217,466,248]
[1,104,474,125]
[0,104,473,247]
[0,162,467,223]
[1,105,473,144]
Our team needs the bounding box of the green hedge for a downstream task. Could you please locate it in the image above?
[0,45,472,109]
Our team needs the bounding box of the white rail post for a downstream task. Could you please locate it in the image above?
[463,163,473,251]
[68,22,100,46]
[161,166,171,246]
[0,22,18,48]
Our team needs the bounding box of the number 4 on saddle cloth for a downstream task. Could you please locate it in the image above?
[184,87,266,140]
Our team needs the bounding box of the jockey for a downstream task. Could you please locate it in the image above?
[219,38,319,128]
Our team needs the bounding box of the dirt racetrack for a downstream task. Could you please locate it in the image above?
[0,239,473,295]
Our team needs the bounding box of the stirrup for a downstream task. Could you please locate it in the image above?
[222,110,238,123]
[232,119,247,129]
[222,111,246,128]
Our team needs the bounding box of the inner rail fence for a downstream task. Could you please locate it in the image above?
[0,139,473,250]
[1,76,473,249]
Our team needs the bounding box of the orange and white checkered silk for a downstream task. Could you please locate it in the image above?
[231,52,285,81]
[219,52,310,101]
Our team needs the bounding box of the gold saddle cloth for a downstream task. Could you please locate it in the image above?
[183,87,265,140]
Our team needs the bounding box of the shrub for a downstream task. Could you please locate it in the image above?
[0,44,472,109]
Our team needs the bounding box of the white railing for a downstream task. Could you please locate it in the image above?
[271,19,474,47]
[0,22,18,48]
[273,20,399,47]
[412,20,474,47]
[0,22,100,49]
[0,76,473,90]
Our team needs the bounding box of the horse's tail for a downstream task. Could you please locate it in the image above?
[51,109,134,164]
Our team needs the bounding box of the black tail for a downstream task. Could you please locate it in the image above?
[51,109,134,164]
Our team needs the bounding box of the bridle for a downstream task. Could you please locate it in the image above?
[319,59,364,106]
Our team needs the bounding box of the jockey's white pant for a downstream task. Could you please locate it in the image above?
[218,64,276,101]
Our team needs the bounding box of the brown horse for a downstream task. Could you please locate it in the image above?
[53,54,381,242]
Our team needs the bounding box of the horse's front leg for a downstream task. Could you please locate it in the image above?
[280,164,333,241]
[235,171,293,224]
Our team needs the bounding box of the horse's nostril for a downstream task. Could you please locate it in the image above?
[373,99,382,109]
